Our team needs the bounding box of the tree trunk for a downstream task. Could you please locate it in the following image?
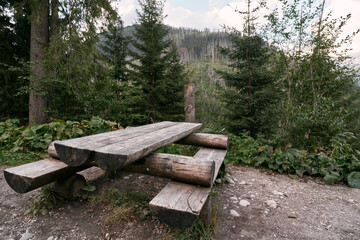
[50,0,59,39]
[29,0,49,125]
[185,82,195,122]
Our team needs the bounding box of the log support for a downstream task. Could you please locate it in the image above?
[51,174,86,199]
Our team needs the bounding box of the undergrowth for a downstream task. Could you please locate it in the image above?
[90,187,150,225]
[227,133,360,188]
[25,186,57,216]
[169,204,218,240]
[156,144,200,156]
[0,117,121,165]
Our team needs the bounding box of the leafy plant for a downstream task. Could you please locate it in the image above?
[227,133,360,187]
[25,186,57,216]
[74,184,97,201]
[347,172,360,188]
[0,117,121,153]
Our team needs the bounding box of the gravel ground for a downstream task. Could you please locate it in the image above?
[1,164,359,240]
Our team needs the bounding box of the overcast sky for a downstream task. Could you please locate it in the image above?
[112,0,360,64]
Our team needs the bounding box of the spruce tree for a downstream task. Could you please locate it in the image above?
[218,0,279,136]
[130,0,185,123]
[100,18,129,82]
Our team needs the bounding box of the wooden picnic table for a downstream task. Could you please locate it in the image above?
[4,121,229,229]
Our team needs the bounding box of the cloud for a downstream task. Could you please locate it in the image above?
[325,0,360,64]
[111,0,139,26]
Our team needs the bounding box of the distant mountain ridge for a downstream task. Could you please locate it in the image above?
[118,25,232,62]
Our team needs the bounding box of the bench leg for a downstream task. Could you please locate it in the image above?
[51,174,86,199]
[199,197,213,227]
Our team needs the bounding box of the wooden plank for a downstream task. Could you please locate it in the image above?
[123,153,215,187]
[177,133,229,150]
[149,148,227,229]
[94,122,202,171]
[54,121,179,167]
[3,158,94,193]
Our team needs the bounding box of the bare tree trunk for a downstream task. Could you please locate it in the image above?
[184,82,195,122]
[29,0,49,125]
[50,0,58,39]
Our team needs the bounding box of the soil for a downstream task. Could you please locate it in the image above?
[0,164,359,240]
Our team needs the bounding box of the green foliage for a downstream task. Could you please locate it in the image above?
[0,0,30,120]
[265,0,359,151]
[218,1,280,136]
[170,220,214,240]
[100,17,130,82]
[40,0,117,120]
[130,0,185,123]
[0,150,41,166]
[156,144,200,157]
[25,186,57,216]
[186,58,227,132]
[74,184,97,201]
[347,172,360,189]
[0,117,121,164]
[227,133,360,186]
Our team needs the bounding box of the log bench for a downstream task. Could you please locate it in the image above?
[3,121,228,229]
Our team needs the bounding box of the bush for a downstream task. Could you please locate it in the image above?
[0,117,122,166]
[227,133,360,188]
[0,117,121,153]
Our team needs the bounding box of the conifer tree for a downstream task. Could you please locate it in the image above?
[130,0,185,123]
[100,18,129,82]
[43,0,117,120]
[218,0,279,136]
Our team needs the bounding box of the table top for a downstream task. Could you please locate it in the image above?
[54,121,202,171]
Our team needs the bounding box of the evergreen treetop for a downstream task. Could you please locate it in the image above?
[130,0,185,123]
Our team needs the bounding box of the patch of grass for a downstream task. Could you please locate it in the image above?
[169,219,214,240]
[169,204,218,240]
[0,150,42,166]
[156,144,200,156]
[25,186,57,216]
[91,188,150,225]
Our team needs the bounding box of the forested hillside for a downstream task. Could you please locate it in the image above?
[116,25,231,62]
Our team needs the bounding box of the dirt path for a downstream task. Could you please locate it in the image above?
[1,165,359,240]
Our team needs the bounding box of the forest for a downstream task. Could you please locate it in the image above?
[0,0,360,190]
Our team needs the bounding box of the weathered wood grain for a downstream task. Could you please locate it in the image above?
[49,143,214,186]
[176,133,229,149]
[48,140,60,159]
[94,122,202,171]
[149,148,227,229]
[3,158,94,193]
[123,153,215,187]
[54,121,179,167]
[185,82,195,123]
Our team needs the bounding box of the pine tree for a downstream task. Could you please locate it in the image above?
[42,0,117,120]
[0,0,31,120]
[100,18,129,82]
[130,0,185,123]
[218,0,279,136]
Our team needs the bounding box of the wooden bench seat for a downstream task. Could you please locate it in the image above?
[149,148,227,229]
[3,158,94,193]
